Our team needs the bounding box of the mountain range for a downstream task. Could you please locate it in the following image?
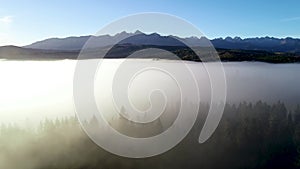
[0,31,300,62]
[24,31,300,53]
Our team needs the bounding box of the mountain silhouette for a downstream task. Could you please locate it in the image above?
[24,31,300,53]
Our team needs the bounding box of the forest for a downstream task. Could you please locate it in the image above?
[0,101,300,169]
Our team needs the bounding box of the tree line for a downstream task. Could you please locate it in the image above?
[0,101,300,169]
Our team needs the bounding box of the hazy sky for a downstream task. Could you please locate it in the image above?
[0,0,300,46]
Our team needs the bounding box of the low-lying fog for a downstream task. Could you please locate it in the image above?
[0,59,299,126]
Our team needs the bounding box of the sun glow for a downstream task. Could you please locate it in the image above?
[0,60,76,126]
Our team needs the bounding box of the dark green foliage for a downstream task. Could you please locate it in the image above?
[0,101,300,169]
[2,45,300,63]
[217,49,300,63]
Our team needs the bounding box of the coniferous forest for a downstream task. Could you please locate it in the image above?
[1,101,300,169]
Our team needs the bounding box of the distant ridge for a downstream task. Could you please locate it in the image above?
[1,31,299,63]
[25,31,300,53]
[212,36,300,53]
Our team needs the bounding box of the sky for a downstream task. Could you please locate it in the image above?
[0,0,300,46]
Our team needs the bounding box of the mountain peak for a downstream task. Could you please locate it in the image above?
[134,30,143,34]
